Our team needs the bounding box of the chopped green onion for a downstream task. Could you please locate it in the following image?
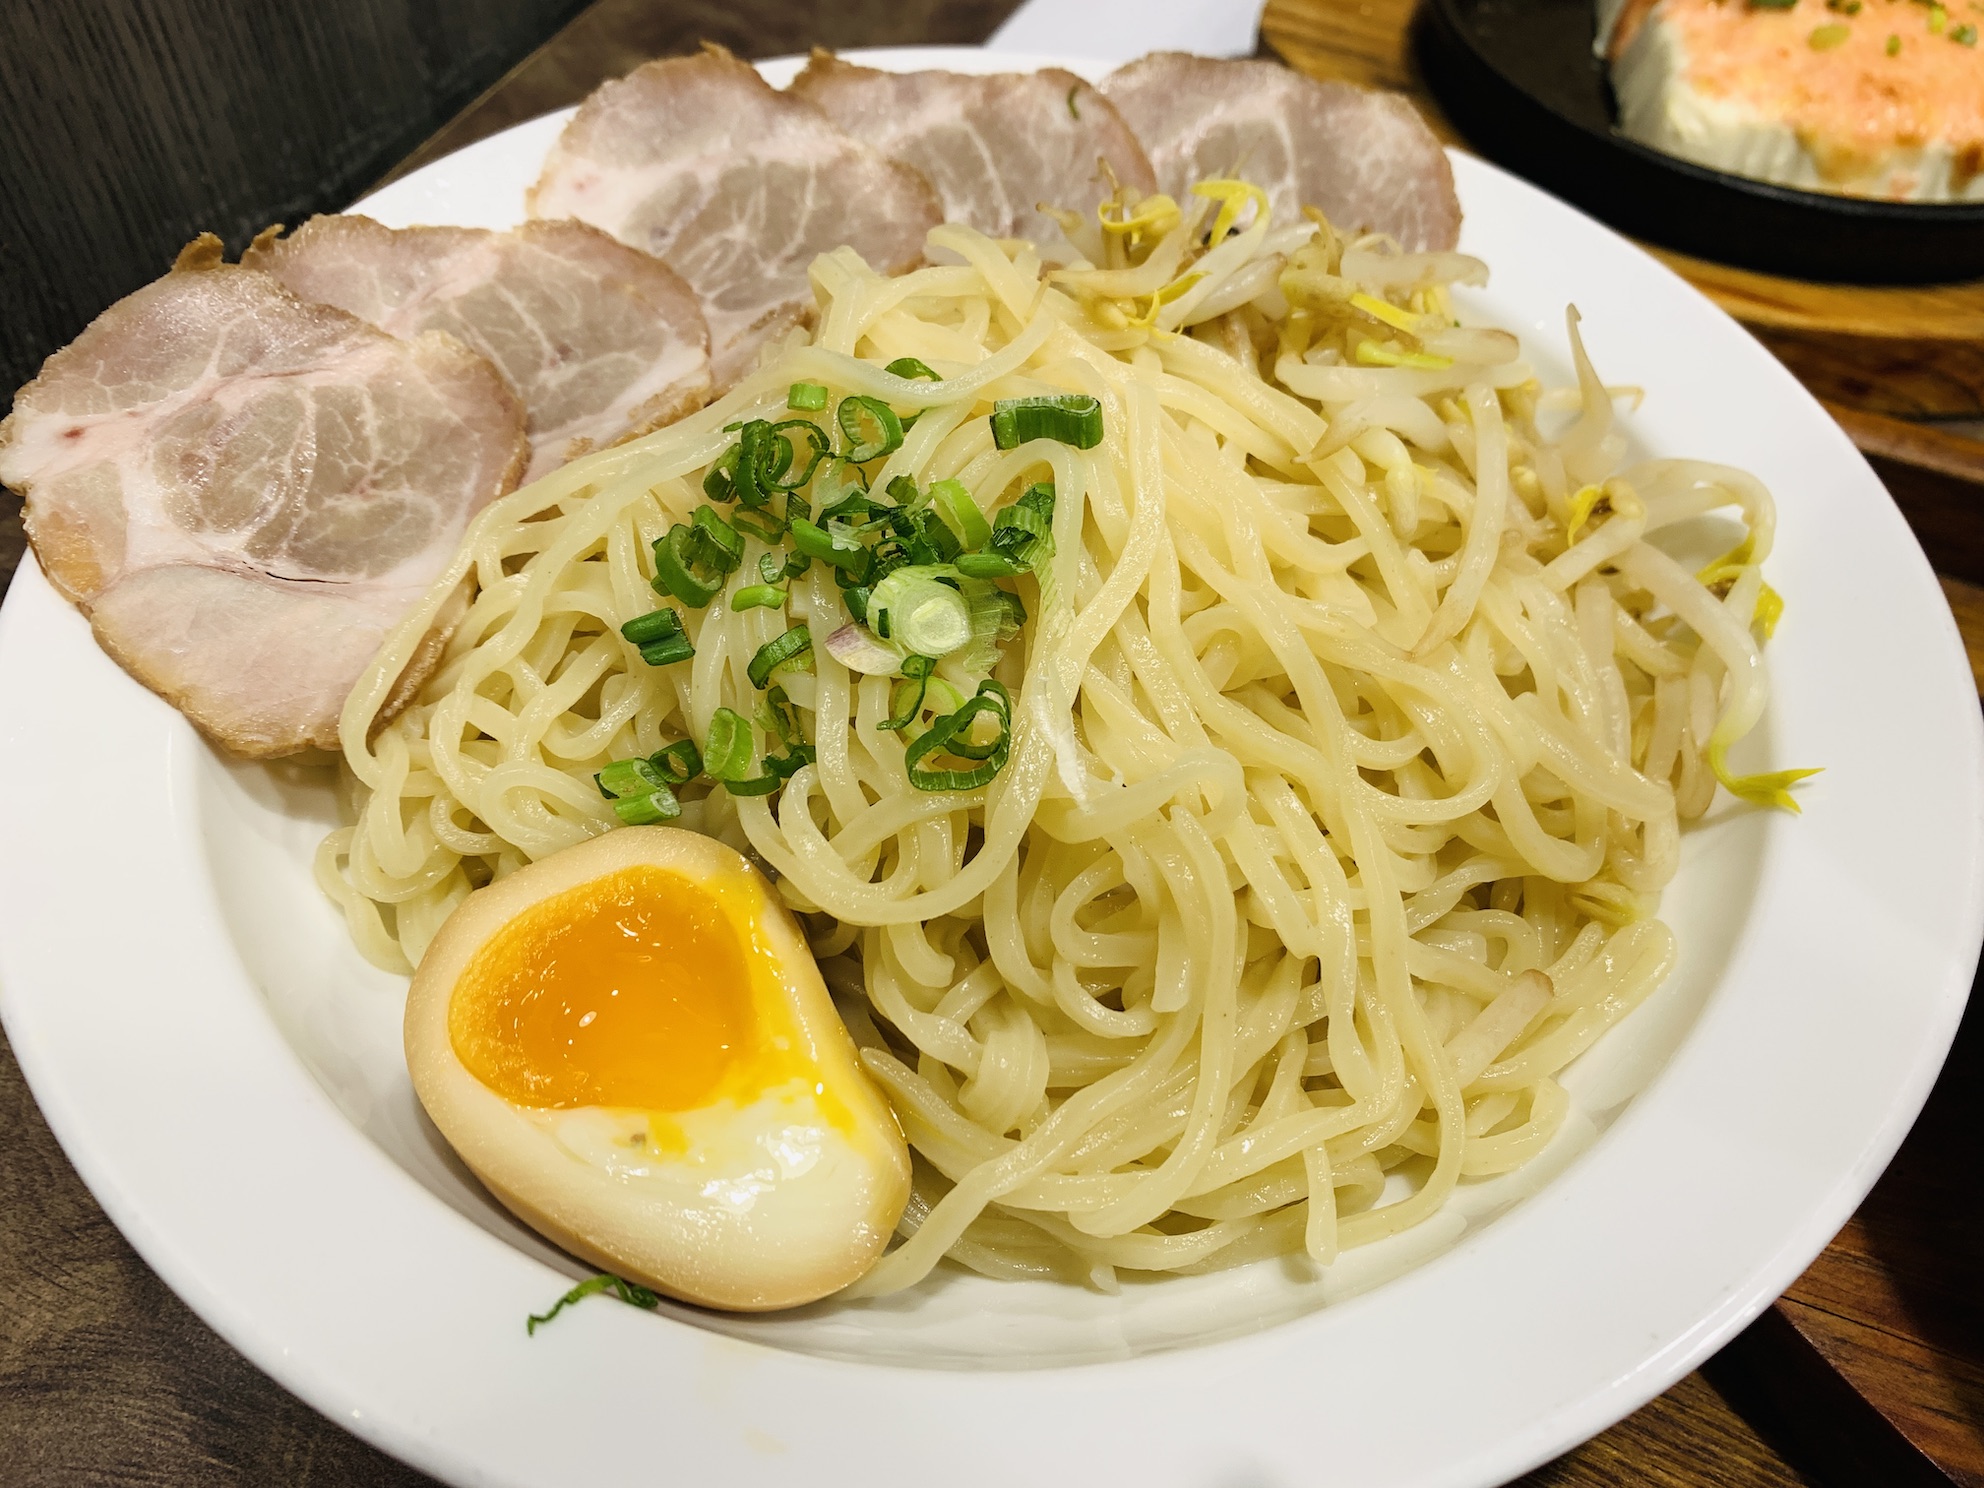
[702,707,754,781]
[764,744,816,779]
[790,516,871,573]
[620,608,684,646]
[704,703,808,797]
[929,478,992,549]
[597,756,665,799]
[526,1273,661,1335]
[731,584,786,611]
[702,446,739,503]
[769,419,830,490]
[955,581,1026,672]
[757,685,803,748]
[747,625,814,688]
[788,381,829,410]
[884,357,942,383]
[820,489,885,526]
[989,481,1056,570]
[868,567,972,657]
[611,790,681,825]
[813,457,869,510]
[731,507,786,544]
[651,515,742,609]
[878,654,938,732]
[836,395,904,463]
[651,738,702,784]
[904,680,1013,792]
[991,394,1103,451]
[692,506,744,566]
[955,553,1027,579]
[885,474,924,510]
[731,421,789,509]
[593,756,683,826]
[639,632,695,666]
[843,585,871,624]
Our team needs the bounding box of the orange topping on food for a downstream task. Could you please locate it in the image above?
[1661,0,1984,164]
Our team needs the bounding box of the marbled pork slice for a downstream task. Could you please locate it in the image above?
[789,54,1156,248]
[1101,54,1462,251]
[528,48,941,389]
[0,236,526,757]
[246,216,712,479]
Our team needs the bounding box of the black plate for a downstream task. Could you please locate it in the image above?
[1414,0,1984,284]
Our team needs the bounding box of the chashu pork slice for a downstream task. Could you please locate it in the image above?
[246,216,711,480]
[789,53,1156,249]
[1101,54,1462,251]
[528,49,941,390]
[0,236,526,758]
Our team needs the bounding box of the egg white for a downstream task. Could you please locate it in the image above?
[405,826,911,1311]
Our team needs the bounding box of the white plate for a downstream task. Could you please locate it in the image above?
[1,45,1978,1488]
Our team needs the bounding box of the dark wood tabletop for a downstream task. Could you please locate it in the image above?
[0,2,1977,1485]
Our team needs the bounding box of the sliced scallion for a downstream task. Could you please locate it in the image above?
[757,685,802,748]
[651,738,702,784]
[989,481,1056,570]
[593,756,682,826]
[620,607,686,646]
[769,419,830,490]
[526,1273,661,1335]
[904,680,1013,791]
[731,584,786,611]
[868,567,972,658]
[885,356,942,383]
[955,552,1027,579]
[878,654,938,733]
[929,478,992,549]
[652,521,735,608]
[836,395,904,463]
[747,625,814,688]
[790,516,871,573]
[991,394,1103,451]
[702,707,753,781]
[788,381,829,410]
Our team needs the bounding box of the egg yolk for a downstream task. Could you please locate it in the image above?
[449,865,755,1112]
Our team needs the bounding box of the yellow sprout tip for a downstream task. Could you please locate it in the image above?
[1753,582,1785,640]
[1349,291,1423,335]
[1565,483,1604,538]
[1712,756,1823,814]
[1191,179,1270,245]
[1354,340,1454,370]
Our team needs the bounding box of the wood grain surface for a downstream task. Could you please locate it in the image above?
[0,0,591,407]
[0,2,1975,1485]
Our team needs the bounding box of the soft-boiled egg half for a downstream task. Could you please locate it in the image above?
[405,826,911,1311]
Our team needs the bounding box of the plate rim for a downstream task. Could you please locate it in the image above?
[1,43,1979,1488]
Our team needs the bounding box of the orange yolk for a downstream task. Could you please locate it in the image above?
[449,865,754,1111]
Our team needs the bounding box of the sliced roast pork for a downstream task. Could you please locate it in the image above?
[0,236,526,757]
[789,54,1156,249]
[528,49,941,389]
[1101,54,1462,251]
[245,216,710,480]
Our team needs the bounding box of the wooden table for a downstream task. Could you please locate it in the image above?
[0,2,1978,1484]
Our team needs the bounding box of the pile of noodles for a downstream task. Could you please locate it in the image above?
[320,181,1801,1294]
